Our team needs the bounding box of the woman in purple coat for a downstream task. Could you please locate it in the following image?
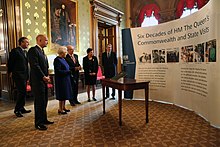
[54,46,72,114]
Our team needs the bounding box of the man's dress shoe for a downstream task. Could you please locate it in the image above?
[35,124,47,130]
[70,102,76,106]
[75,101,81,104]
[44,120,54,125]
[110,97,116,100]
[20,109,31,114]
[14,111,23,117]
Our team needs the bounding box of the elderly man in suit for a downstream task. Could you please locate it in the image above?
[8,37,31,117]
[65,45,81,105]
[102,44,117,99]
[27,34,54,131]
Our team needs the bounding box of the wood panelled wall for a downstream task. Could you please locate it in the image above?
[0,0,21,100]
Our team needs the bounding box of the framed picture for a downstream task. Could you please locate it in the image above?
[48,0,78,52]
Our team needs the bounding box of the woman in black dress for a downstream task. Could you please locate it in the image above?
[83,48,98,102]
[54,46,72,114]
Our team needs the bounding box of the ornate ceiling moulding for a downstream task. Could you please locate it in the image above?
[90,0,124,25]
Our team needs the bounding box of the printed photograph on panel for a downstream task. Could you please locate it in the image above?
[181,45,193,62]
[194,43,204,62]
[138,52,151,63]
[152,49,165,63]
[205,39,216,62]
[167,48,179,63]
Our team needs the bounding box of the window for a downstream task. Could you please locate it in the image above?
[180,6,198,18]
[176,0,206,19]
[138,3,160,27]
[141,14,158,27]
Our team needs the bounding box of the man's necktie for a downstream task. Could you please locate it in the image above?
[42,49,45,55]
[23,50,27,57]
[42,49,47,60]
[71,55,76,63]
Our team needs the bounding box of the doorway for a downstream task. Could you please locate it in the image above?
[90,0,123,72]
[98,21,116,65]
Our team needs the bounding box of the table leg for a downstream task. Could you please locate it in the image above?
[145,86,149,123]
[102,85,105,114]
[118,90,122,126]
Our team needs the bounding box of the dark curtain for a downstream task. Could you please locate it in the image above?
[197,0,207,9]
[186,0,195,9]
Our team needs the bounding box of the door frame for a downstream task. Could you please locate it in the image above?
[98,22,116,65]
[90,0,123,72]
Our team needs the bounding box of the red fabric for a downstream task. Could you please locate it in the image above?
[47,84,53,88]
[197,0,206,9]
[97,76,105,80]
[138,4,160,25]
[97,66,105,80]
[138,8,146,25]
[176,0,207,18]
[153,6,160,20]
[145,6,153,17]
[186,0,195,9]
[26,85,31,92]
[176,0,185,18]
[26,83,53,92]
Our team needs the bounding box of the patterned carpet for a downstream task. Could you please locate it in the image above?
[0,89,220,147]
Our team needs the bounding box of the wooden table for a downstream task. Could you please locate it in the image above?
[101,78,150,126]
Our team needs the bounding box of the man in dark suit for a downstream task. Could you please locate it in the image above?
[65,45,81,105]
[102,44,117,99]
[8,37,31,117]
[27,34,54,131]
